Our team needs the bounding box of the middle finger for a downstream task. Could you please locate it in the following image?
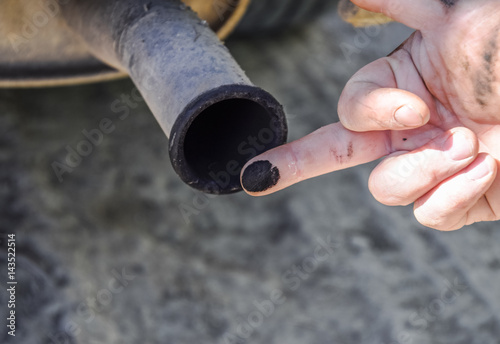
[368,127,478,206]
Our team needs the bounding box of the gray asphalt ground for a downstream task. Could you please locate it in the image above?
[1,7,500,344]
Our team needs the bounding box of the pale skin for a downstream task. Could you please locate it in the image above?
[240,0,500,231]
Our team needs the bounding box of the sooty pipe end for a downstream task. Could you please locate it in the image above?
[169,84,288,195]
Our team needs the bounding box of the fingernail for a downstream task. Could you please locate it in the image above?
[444,132,474,161]
[241,160,280,193]
[394,105,424,127]
[467,159,492,181]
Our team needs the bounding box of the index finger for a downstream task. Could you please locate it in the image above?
[240,122,390,196]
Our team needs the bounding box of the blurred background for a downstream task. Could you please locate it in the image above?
[1,2,500,344]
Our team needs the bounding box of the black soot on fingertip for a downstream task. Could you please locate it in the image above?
[440,0,456,8]
[241,160,280,193]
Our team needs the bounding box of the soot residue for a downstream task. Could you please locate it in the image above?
[241,160,280,193]
[474,28,498,107]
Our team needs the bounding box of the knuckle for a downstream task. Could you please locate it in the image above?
[286,145,302,183]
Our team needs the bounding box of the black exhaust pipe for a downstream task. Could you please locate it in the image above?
[62,0,288,194]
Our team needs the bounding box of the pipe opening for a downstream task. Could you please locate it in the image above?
[183,99,280,193]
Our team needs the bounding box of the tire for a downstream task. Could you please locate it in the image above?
[235,0,339,34]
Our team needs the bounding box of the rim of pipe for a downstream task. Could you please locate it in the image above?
[169,84,288,195]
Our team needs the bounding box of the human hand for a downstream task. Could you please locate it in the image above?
[240,0,500,230]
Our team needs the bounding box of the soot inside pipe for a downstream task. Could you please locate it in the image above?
[184,99,276,192]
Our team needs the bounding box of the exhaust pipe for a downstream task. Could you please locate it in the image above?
[61,0,288,194]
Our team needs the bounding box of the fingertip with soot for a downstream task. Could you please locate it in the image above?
[241,160,280,193]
